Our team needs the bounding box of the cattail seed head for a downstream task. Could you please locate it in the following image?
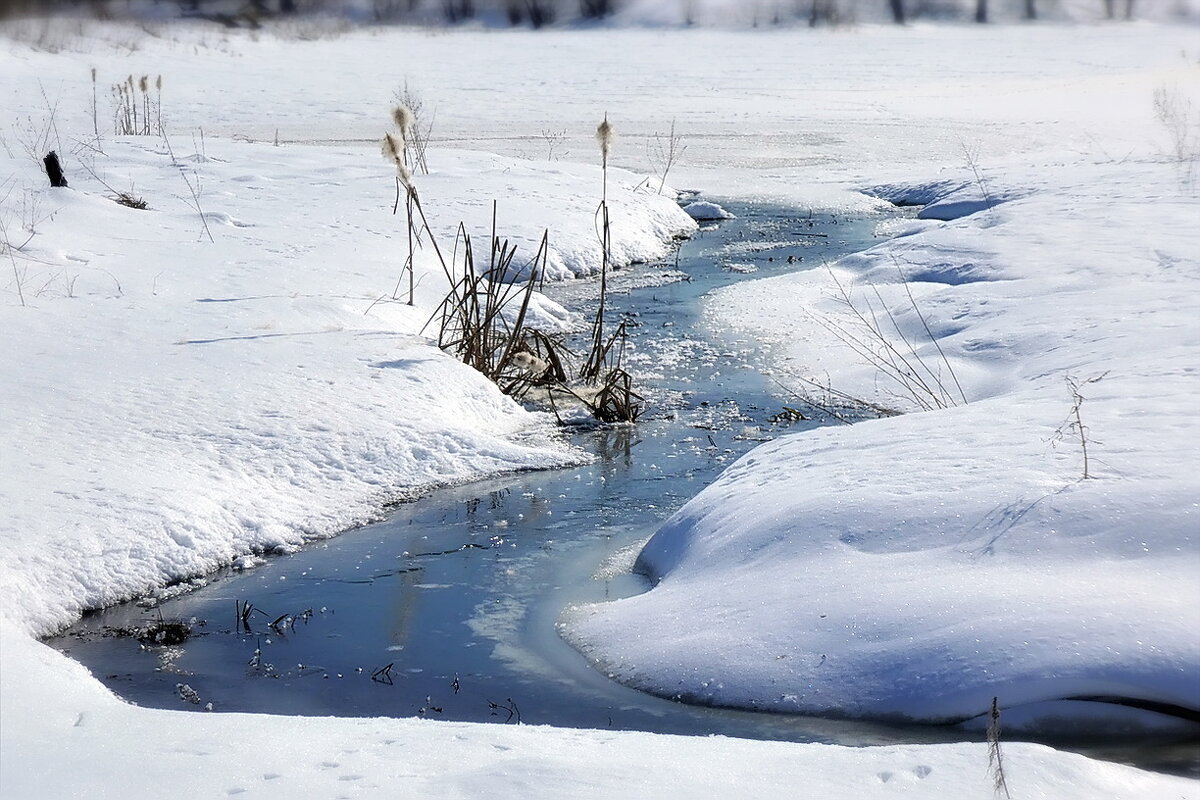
[596,115,614,167]
[139,75,149,93]
[391,105,415,137]
[382,132,402,165]
[382,133,416,193]
[91,67,96,82]
[156,75,163,91]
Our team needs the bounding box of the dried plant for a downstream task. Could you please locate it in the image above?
[650,118,686,196]
[986,697,1012,799]
[1053,371,1107,481]
[377,115,640,425]
[160,126,213,242]
[89,67,101,145]
[382,131,419,304]
[770,375,901,425]
[428,216,550,389]
[392,83,433,175]
[540,127,567,161]
[1,181,28,307]
[1154,85,1200,189]
[810,259,966,412]
[583,115,615,381]
[596,114,614,177]
[391,105,415,164]
[112,73,163,136]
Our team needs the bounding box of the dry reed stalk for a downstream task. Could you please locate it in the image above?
[582,115,615,381]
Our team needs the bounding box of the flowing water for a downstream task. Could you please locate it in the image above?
[49,202,1197,776]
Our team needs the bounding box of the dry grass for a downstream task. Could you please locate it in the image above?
[813,260,966,412]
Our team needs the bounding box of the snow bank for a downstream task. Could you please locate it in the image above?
[565,157,1200,730]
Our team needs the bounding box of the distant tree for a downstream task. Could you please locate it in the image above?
[887,0,905,23]
[442,0,475,21]
[0,0,34,17]
[374,0,412,20]
[809,0,833,24]
[580,0,614,17]
[527,0,555,26]
[974,0,986,21]
[1023,0,1036,19]
[1103,0,1134,17]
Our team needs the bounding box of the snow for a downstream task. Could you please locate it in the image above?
[2,15,1198,800]
[3,622,1192,799]
[682,199,734,220]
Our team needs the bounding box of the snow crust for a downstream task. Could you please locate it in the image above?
[3,19,1198,800]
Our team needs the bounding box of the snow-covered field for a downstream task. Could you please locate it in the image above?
[2,15,1198,799]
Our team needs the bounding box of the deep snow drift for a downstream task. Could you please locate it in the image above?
[2,18,1198,799]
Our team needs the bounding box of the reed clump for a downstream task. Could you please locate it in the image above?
[113,73,163,136]
[380,112,641,425]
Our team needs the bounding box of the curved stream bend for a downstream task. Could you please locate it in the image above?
[48,203,1198,777]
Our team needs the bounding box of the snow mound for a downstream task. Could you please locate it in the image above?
[682,200,735,221]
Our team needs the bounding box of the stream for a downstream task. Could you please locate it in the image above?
[48,201,1197,777]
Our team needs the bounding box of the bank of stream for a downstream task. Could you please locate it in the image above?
[48,201,1197,777]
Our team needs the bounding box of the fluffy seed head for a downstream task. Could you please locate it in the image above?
[596,115,614,166]
[392,105,415,137]
[156,75,162,91]
[382,134,415,192]
[139,75,148,93]
[382,133,402,164]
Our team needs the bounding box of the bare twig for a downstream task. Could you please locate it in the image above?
[987,697,1012,799]
[811,262,964,412]
[160,126,214,243]
[1054,371,1108,480]
[650,118,687,196]
[960,140,993,209]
